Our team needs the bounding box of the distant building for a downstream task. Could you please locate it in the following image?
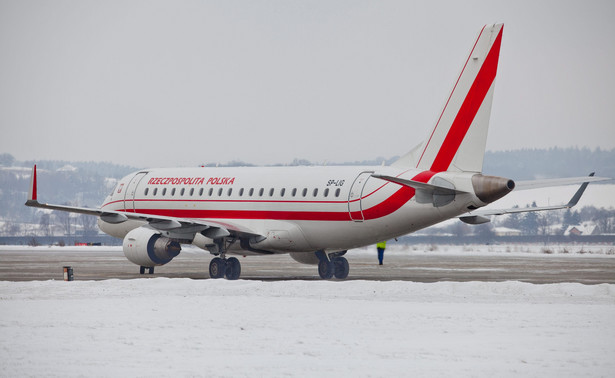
[564,223,600,236]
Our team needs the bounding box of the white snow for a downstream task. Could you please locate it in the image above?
[1,277,614,377]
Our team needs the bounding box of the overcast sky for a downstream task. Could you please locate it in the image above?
[1,0,613,168]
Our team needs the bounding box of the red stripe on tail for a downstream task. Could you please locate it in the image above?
[32,165,37,201]
[430,27,503,173]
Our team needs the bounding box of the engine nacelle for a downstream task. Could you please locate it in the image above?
[289,252,320,265]
[123,227,181,268]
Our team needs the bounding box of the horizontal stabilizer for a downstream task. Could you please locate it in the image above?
[371,174,468,195]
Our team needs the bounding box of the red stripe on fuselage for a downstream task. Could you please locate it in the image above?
[114,171,438,222]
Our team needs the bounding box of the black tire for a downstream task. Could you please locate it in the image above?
[333,257,349,279]
[209,257,226,279]
[225,257,241,280]
[318,260,334,279]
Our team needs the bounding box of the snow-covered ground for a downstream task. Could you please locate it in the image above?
[2,242,614,256]
[1,277,614,376]
[355,243,615,257]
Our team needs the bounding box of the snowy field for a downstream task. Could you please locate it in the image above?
[3,241,614,256]
[1,276,614,376]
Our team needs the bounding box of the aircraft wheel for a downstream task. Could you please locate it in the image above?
[225,257,241,280]
[332,257,349,279]
[318,260,334,279]
[209,257,226,279]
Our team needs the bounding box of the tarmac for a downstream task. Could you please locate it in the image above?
[1,247,614,284]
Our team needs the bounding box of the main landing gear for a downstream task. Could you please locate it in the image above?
[209,256,241,280]
[316,251,349,280]
[208,237,241,280]
[139,266,154,275]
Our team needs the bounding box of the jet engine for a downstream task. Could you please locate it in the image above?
[289,252,320,265]
[123,227,181,268]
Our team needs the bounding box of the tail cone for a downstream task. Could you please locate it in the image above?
[472,174,515,204]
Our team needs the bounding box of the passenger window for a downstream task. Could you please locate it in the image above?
[291,188,297,197]
[153,188,158,196]
[144,188,149,196]
[313,188,318,197]
[249,188,254,196]
[218,188,223,196]
[324,188,329,197]
[180,188,185,196]
[239,188,244,197]
[280,188,286,197]
[171,188,176,196]
[208,188,213,196]
[199,188,204,196]
[227,188,233,196]
[269,188,274,197]
[259,188,264,197]
[302,188,307,197]
[162,188,167,196]
[190,188,194,196]
[335,188,341,197]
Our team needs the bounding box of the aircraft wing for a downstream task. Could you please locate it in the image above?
[24,165,264,241]
[514,173,610,190]
[458,173,601,224]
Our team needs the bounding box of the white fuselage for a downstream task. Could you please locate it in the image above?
[98,166,484,254]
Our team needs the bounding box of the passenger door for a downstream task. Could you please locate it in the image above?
[123,172,147,212]
[348,171,373,222]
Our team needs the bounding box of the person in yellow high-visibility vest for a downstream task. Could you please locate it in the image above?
[376,241,387,265]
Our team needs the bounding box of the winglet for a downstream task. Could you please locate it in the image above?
[566,172,594,208]
[26,165,38,205]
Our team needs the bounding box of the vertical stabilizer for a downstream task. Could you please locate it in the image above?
[394,24,503,173]
[28,165,38,202]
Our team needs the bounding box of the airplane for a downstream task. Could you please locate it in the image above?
[25,23,609,280]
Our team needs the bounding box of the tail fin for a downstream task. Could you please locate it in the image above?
[27,165,38,204]
[394,24,503,173]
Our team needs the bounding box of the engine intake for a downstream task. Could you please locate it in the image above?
[123,227,181,268]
